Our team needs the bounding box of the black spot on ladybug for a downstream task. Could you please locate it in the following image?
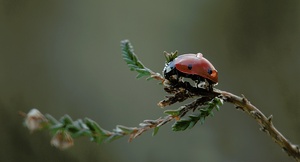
[208,68,212,75]
[187,64,193,70]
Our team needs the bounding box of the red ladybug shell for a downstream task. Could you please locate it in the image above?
[174,53,218,83]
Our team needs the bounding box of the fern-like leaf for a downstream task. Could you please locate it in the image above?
[121,39,153,79]
[172,97,223,131]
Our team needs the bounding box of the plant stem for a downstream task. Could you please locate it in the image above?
[218,90,300,161]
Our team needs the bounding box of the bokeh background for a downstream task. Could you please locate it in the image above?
[1,0,300,161]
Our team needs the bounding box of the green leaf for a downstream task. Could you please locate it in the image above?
[116,125,137,134]
[164,51,178,63]
[164,109,180,116]
[171,97,224,132]
[65,125,80,133]
[215,105,220,111]
[121,39,153,79]
[188,115,200,129]
[152,127,160,136]
[45,114,60,125]
[136,72,150,79]
[84,118,110,136]
[72,129,92,138]
[172,119,190,131]
[73,119,88,129]
[209,111,214,117]
[105,134,124,143]
[49,123,64,132]
[199,116,205,124]
[60,115,73,125]
[215,97,224,106]
[84,118,112,144]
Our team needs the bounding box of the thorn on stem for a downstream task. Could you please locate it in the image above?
[241,94,250,104]
[267,115,273,123]
[234,105,244,111]
[174,116,180,121]
[250,111,257,117]
[260,127,270,135]
[250,110,263,120]
[282,147,288,155]
[259,127,266,132]
[293,144,300,153]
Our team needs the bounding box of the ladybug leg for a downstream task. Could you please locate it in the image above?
[198,79,213,91]
[204,79,214,91]
[178,76,184,83]
[175,71,183,83]
[195,76,205,88]
[193,79,199,88]
[207,84,213,91]
[203,79,210,91]
[194,82,199,88]
[197,81,205,88]
[167,70,181,86]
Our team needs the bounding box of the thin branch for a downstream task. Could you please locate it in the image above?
[170,82,300,160]
[219,90,300,160]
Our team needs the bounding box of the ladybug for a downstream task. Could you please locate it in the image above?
[163,53,218,90]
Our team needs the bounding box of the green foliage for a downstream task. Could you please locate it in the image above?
[172,97,223,131]
[116,125,137,134]
[40,114,141,144]
[121,39,153,79]
[164,108,181,116]
[164,51,178,63]
[84,118,112,143]
[152,127,160,136]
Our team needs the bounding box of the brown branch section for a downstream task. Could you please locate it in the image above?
[218,90,300,161]
[154,77,300,160]
[159,79,300,161]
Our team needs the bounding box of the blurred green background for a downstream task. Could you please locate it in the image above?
[1,0,300,161]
